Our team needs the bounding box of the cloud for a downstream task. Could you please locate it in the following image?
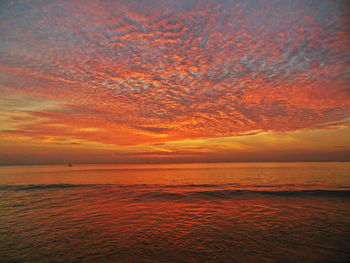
[0,0,349,147]
[132,125,169,133]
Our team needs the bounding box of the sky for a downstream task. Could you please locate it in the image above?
[0,0,349,165]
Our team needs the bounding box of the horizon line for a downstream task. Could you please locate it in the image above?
[1,160,350,167]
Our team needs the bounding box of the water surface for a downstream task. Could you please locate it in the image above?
[1,162,350,262]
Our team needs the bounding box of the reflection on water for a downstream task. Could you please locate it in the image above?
[1,162,350,189]
[1,162,350,262]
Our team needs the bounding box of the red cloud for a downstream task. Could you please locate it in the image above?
[0,0,349,147]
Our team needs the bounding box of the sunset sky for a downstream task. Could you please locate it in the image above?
[0,0,349,165]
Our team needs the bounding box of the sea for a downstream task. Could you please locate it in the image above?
[1,162,350,263]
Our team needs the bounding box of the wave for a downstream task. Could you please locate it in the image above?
[135,190,350,200]
[0,184,92,190]
[1,184,350,199]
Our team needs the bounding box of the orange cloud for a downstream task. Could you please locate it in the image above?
[0,0,349,163]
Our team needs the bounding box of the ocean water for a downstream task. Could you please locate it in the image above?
[1,162,350,263]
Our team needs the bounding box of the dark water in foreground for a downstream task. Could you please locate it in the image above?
[1,162,350,262]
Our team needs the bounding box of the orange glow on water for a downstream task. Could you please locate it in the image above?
[1,163,350,262]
